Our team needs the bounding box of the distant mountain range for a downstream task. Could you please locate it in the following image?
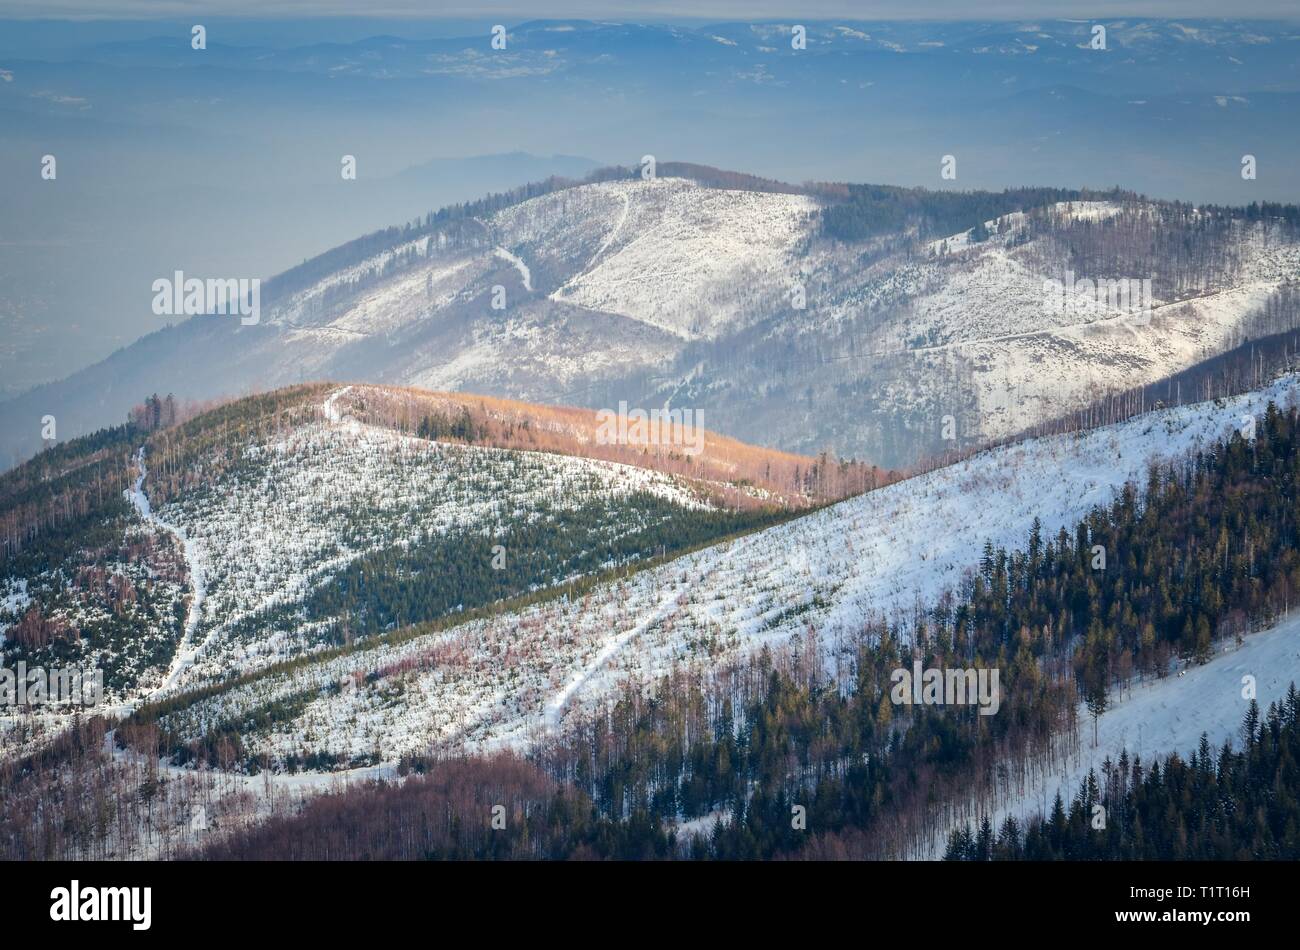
[4,17,1299,406]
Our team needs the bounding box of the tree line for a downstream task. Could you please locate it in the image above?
[945,687,1300,860]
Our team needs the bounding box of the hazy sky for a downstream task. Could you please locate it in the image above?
[2,1,1298,20]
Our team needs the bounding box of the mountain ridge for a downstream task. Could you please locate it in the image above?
[3,164,1298,475]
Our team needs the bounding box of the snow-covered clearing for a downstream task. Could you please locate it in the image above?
[812,203,1300,444]
[543,533,757,730]
[272,236,484,342]
[905,213,1300,442]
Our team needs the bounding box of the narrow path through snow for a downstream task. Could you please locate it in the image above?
[556,190,633,298]
[588,190,631,268]
[544,533,756,730]
[493,246,533,292]
[126,386,354,702]
[321,385,353,423]
[125,447,209,697]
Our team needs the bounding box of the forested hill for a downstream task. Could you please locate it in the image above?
[1,381,861,710]
[184,389,1300,860]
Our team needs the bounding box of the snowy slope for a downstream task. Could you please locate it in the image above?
[0,500,190,711]
[922,612,1300,858]
[265,175,816,359]
[498,178,817,338]
[150,375,1300,765]
[150,387,722,691]
[809,204,1300,445]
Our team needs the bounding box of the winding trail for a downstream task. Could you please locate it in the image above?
[468,213,535,294]
[493,246,533,292]
[544,532,756,731]
[321,384,353,424]
[556,189,631,298]
[119,386,353,702]
[589,189,631,267]
[125,447,209,697]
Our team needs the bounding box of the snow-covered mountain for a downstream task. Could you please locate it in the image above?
[4,167,1299,474]
[127,374,1300,765]
[7,370,1300,863]
[261,176,818,394]
[262,179,1300,464]
[0,382,829,728]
